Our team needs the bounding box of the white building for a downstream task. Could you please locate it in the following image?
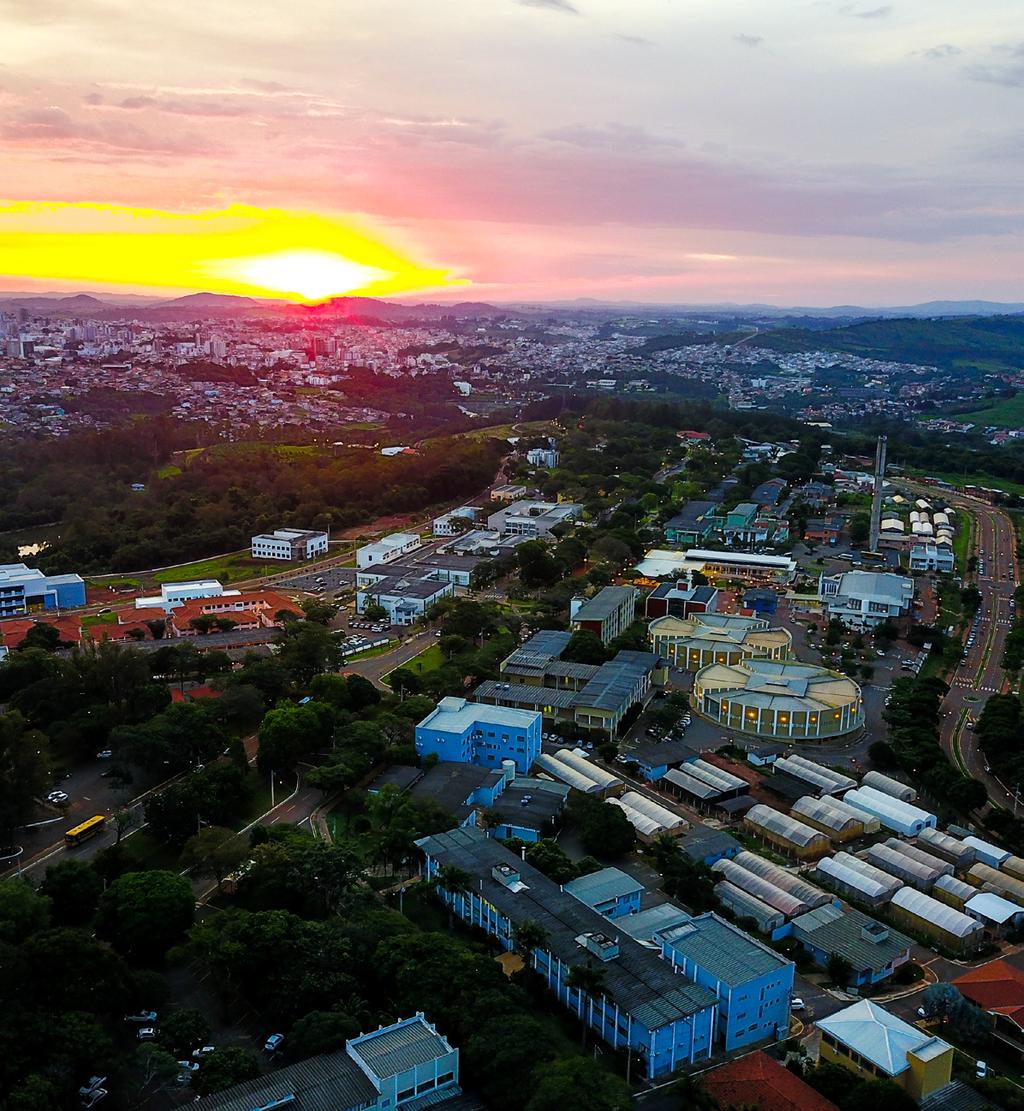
[356,572,454,625]
[486,500,583,539]
[251,528,329,561]
[636,549,797,585]
[526,447,560,468]
[818,570,914,630]
[432,506,480,537]
[908,543,954,574]
[355,532,423,569]
[135,580,237,612]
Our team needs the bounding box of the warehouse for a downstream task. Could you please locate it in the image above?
[861,770,917,803]
[964,892,1024,937]
[714,881,785,935]
[743,804,831,860]
[661,767,724,811]
[932,874,977,910]
[865,842,945,892]
[731,851,832,909]
[773,755,856,798]
[842,787,936,836]
[711,859,809,918]
[791,795,868,842]
[962,836,1011,868]
[815,854,902,908]
[889,887,984,954]
[647,612,791,671]
[916,828,977,870]
[693,659,864,739]
[790,904,912,987]
[967,862,1024,904]
[686,759,750,797]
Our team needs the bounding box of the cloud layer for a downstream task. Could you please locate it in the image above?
[0,0,1021,303]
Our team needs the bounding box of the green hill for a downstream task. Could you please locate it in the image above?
[758,314,1024,372]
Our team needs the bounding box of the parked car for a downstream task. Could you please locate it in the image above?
[47,790,70,804]
[791,998,805,1011]
[976,1060,988,1079]
[191,1046,216,1060]
[96,749,113,759]
[137,1028,157,1041]
[124,1011,158,1024]
[176,1061,200,1073]
[264,1033,285,1053]
[80,1089,108,1109]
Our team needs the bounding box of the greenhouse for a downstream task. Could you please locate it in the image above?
[791,795,868,842]
[774,754,856,797]
[619,791,687,833]
[714,881,785,934]
[842,786,936,836]
[815,855,901,908]
[742,804,830,859]
[916,828,977,870]
[883,839,953,879]
[889,887,985,954]
[932,874,977,909]
[967,862,1024,904]
[861,770,918,803]
[732,851,832,908]
[962,836,1011,868]
[711,858,809,917]
[865,842,944,892]
[685,758,749,795]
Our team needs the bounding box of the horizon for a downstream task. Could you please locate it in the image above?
[1,1,1021,305]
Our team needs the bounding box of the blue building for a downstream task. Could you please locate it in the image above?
[658,914,794,1051]
[564,867,644,919]
[416,827,719,1079]
[678,825,743,868]
[415,696,542,775]
[788,904,912,988]
[0,563,86,618]
[192,1013,460,1110]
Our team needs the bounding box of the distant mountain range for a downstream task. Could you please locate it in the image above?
[1,289,1022,323]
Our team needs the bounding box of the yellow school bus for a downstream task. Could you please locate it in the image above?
[64,814,107,847]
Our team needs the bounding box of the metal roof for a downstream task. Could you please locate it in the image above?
[617,902,692,943]
[563,867,644,908]
[965,892,1024,925]
[711,858,809,917]
[475,679,579,710]
[791,904,911,975]
[732,851,831,908]
[190,1050,377,1111]
[418,696,541,735]
[962,836,1011,866]
[415,827,718,1030]
[890,887,984,940]
[679,826,742,863]
[714,881,785,932]
[348,1016,453,1079]
[659,912,791,988]
[571,585,637,622]
[663,767,722,801]
[775,754,856,795]
[816,999,950,1077]
[686,759,748,793]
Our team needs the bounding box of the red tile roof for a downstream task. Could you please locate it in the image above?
[702,1051,839,1111]
[953,959,1024,1030]
[0,615,84,648]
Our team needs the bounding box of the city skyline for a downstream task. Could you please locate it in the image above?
[1,0,1022,304]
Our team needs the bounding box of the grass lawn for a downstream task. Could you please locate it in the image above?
[344,641,396,663]
[82,612,118,628]
[911,469,1024,498]
[87,575,143,589]
[381,643,444,684]
[155,464,182,479]
[153,552,283,584]
[952,511,973,574]
[941,393,1024,429]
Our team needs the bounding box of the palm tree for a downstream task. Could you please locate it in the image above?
[433,864,473,929]
[566,961,608,1048]
[511,919,549,970]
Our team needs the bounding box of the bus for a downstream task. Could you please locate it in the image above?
[64,815,107,847]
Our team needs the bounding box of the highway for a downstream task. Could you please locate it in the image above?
[908,485,1020,809]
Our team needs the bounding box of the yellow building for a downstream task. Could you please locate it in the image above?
[693,658,863,739]
[817,999,953,1101]
[647,612,791,671]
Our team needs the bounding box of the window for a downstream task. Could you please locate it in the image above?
[437,1072,455,1085]
[398,1088,415,1102]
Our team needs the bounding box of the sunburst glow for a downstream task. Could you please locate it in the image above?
[0,201,465,301]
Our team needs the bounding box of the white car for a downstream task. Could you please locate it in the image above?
[791,998,805,1011]
[137,1028,157,1041]
[47,790,70,805]
[192,1045,216,1060]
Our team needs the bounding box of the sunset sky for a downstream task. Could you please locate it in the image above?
[1,0,1022,305]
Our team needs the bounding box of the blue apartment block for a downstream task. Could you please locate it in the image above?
[658,914,794,1052]
[0,563,86,618]
[415,696,542,775]
[416,827,719,1079]
[564,867,644,919]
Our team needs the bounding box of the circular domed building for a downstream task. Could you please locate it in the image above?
[692,657,863,739]
[648,612,792,671]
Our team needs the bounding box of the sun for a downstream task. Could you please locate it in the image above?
[221,249,392,301]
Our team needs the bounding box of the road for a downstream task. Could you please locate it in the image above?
[907,486,1021,810]
[344,628,441,688]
